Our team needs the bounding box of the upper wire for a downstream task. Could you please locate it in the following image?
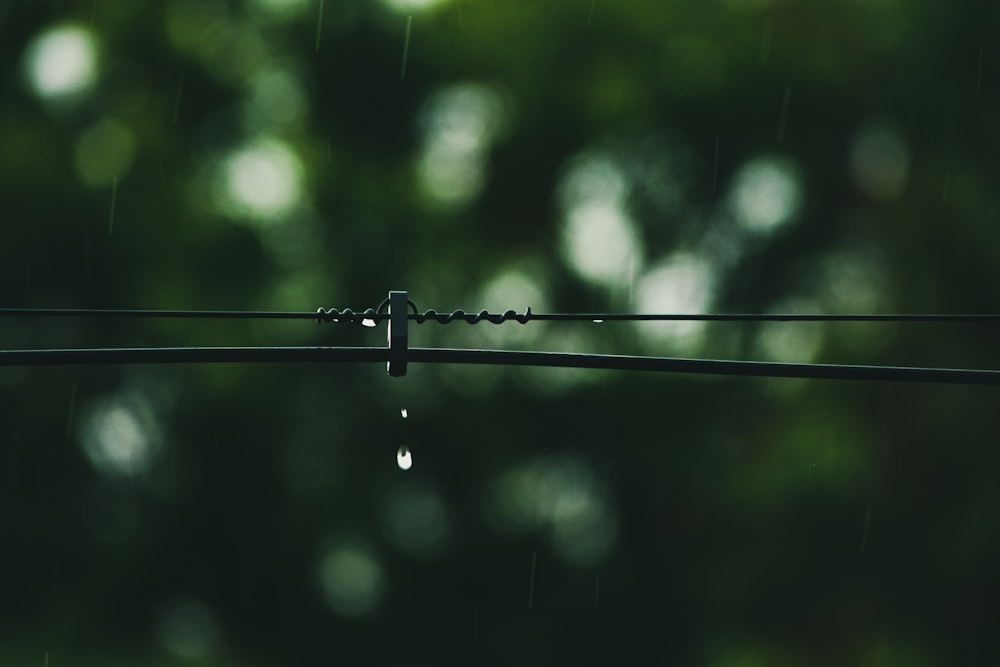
[6,307,1000,324]
[0,308,323,320]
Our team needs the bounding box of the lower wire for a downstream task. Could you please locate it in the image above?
[0,346,998,385]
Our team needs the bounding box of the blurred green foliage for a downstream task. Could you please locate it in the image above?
[3,0,1000,664]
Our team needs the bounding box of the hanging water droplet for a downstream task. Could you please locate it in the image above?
[396,446,413,471]
[592,319,604,323]
[361,318,376,328]
[400,408,408,419]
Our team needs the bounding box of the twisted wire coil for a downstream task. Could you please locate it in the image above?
[316,300,532,325]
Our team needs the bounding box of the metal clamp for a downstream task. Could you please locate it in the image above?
[387,290,408,377]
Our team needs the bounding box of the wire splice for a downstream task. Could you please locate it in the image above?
[315,307,383,324]
[316,300,534,325]
[408,307,533,324]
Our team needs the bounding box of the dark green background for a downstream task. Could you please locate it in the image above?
[3,1,1000,665]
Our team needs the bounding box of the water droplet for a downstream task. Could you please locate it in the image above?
[400,408,408,419]
[396,446,413,471]
[361,318,376,328]
[592,319,604,323]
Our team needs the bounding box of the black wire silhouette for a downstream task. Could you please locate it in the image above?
[2,295,1000,385]
[1,346,998,385]
[5,306,1000,324]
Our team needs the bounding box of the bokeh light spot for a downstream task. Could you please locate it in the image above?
[248,0,310,20]
[636,254,717,349]
[74,119,136,187]
[381,0,451,12]
[23,25,98,100]
[244,68,308,131]
[476,269,547,348]
[318,543,387,618]
[557,154,628,210]
[754,299,826,364]
[850,124,909,200]
[488,456,618,566]
[381,481,452,559]
[417,82,507,208]
[561,202,641,287]
[79,393,162,479]
[730,156,802,233]
[220,139,303,222]
[154,596,221,661]
[558,152,643,289]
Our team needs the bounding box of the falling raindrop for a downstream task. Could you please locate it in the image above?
[400,15,413,79]
[396,445,413,471]
[977,47,983,95]
[108,177,118,235]
[171,74,185,125]
[527,550,537,610]
[758,16,774,68]
[594,569,600,612]
[776,84,792,143]
[400,408,408,419]
[712,136,720,193]
[314,0,325,53]
[859,503,872,558]
[212,425,221,462]
[66,380,78,437]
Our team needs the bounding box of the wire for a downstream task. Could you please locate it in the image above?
[527,313,1000,323]
[409,349,1000,385]
[6,294,998,385]
[1,345,998,385]
[0,346,386,365]
[4,307,1000,324]
[0,308,328,320]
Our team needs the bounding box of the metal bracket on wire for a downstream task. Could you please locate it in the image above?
[387,290,407,377]
[319,290,530,376]
[317,290,524,376]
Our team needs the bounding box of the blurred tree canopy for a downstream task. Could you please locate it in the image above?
[2,0,1000,665]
